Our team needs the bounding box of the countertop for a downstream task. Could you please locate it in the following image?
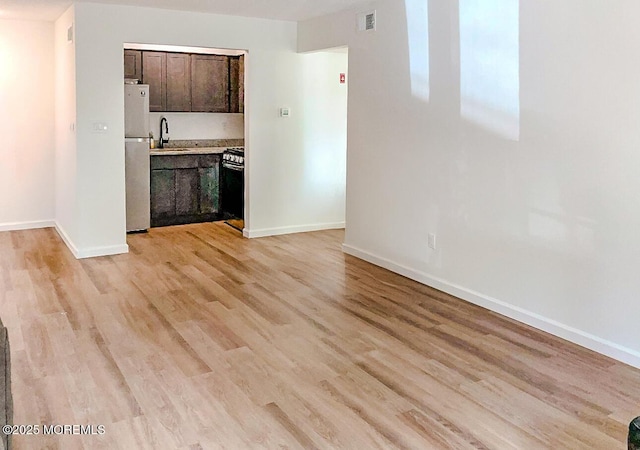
[149,139,243,155]
[150,147,227,156]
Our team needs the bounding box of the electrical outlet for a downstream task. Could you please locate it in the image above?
[428,233,436,250]
[280,107,291,118]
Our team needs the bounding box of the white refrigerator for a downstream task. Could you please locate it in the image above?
[124,84,150,232]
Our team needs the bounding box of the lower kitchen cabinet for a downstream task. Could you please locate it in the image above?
[150,154,221,227]
[150,169,175,218]
[199,166,220,214]
[175,169,199,216]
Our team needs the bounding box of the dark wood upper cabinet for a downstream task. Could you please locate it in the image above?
[124,50,142,80]
[142,52,167,112]
[128,50,244,113]
[229,56,240,114]
[166,53,191,112]
[238,55,245,114]
[191,55,229,113]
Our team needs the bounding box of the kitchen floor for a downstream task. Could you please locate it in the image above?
[224,218,244,231]
[1,223,639,449]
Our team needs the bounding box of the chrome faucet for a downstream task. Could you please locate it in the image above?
[159,117,169,149]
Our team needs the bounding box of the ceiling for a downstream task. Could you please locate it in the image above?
[0,0,370,22]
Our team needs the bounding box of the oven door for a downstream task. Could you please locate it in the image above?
[221,162,244,219]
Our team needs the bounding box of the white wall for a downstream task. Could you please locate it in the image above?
[148,113,244,141]
[54,7,79,253]
[60,2,347,256]
[0,19,55,231]
[299,0,640,368]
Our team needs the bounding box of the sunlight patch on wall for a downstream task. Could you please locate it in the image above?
[405,0,430,102]
[460,0,519,140]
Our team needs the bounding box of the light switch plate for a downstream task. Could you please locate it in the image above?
[92,122,108,133]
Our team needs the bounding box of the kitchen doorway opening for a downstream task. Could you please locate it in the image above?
[123,43,247,235]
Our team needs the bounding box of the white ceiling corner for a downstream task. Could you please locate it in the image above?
[0,0,372,22]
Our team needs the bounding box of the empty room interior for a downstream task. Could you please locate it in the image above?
[2,0,640,448]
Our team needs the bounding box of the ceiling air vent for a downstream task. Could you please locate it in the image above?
[357,10,376,32]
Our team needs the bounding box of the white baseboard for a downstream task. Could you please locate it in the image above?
[75,244,129,259]
[54,222,129,259]
[0,220,55,232]
[54,222,80,258]
[342,243,640,370]
[244,222,345,239]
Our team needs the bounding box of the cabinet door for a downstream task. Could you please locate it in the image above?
[191,55,229,112]
[166,53,191,112]
[199,165,220,214]
[142,52,166,112]
[175,169,199,216]
[229,56,240,113]
[239,55,245,113]
[124,50,142,80]
[150,169,175,220]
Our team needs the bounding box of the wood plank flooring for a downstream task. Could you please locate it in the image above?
[0,222,638,449]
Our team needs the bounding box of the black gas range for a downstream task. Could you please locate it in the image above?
[221,147,244,229]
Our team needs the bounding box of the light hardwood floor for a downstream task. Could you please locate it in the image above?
[0,223,638,449]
